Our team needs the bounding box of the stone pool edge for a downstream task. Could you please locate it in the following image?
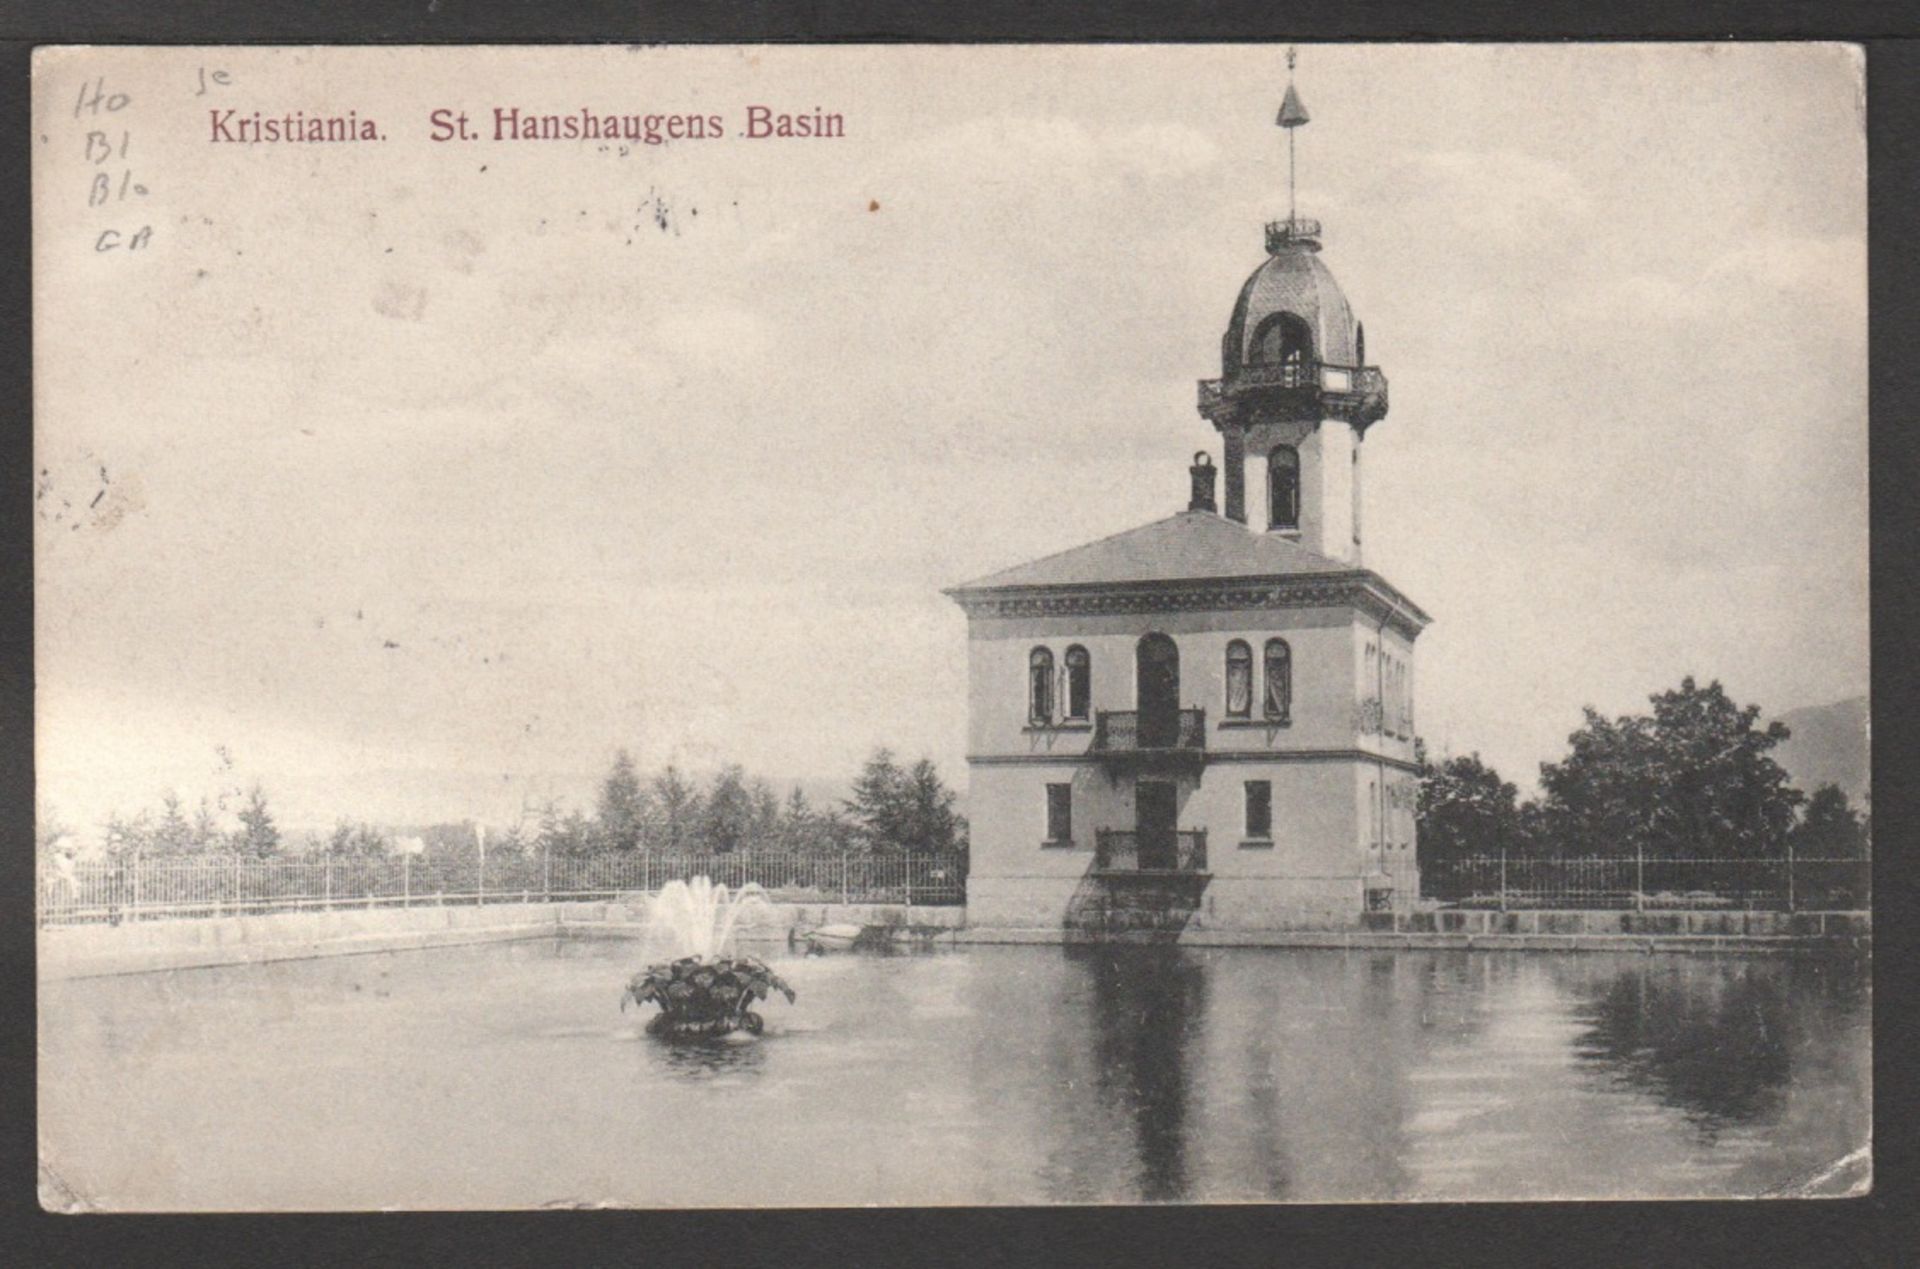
[39,900,1868,981]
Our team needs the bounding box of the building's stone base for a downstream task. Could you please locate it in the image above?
[966,873,1371,934]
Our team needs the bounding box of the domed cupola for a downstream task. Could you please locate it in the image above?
[1200,218,1387,432]
[1222,239,1362,377]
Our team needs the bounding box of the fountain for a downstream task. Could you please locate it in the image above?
[620,877,795,1037]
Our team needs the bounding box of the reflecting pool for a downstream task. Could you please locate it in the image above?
[38,940,1869,1208]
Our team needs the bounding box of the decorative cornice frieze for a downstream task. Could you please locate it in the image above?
[967,748,1424,775]
[946,571,1430,639]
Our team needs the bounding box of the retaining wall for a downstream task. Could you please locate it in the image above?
[956,907,1870,954]
[37,900,1866,980]
[37,900,966,980]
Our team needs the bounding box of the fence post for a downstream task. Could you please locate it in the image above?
[543,841,552,904]
[1634,841,1644,913]
[1786,839,1795,913]
[132,851,143,922]
[905,851,914,908]
[841,851,850,906]
[1497,846,1507,914]
[403,852,411,907]
[325,855,333,908]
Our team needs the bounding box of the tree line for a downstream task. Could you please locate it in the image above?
[45,747,968,866]
[1416,677,1869,867]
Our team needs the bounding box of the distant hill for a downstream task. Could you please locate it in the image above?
[1773,696,1870,811]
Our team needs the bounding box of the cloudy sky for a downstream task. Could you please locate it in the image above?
[33,44,1866,838]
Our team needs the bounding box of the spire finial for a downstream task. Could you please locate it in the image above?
[1276,48,1312,225]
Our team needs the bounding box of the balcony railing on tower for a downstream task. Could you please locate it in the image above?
[1094,829,1210,875]
[1091,708,1207,769]
[1197,364,1389,415]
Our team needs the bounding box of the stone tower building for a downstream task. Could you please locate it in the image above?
[946,61,1431,935]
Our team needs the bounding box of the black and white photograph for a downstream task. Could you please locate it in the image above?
[32,42,1869,1209]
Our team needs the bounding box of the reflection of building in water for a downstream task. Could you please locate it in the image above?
[949,54,1429,934]
[1078,946,1210,1200]
[1017,947,1472,1202]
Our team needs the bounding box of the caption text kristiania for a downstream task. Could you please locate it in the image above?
[207,105,846,145]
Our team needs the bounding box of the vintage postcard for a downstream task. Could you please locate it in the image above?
[34,44,1868,1209]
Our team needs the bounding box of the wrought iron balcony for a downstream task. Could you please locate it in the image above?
[1197,364,1388,427]
[1091,709,1207,769]
[1095,829,1210,875]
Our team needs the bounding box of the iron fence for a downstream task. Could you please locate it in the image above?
[35,851,967,927]
[1421,851,1869,912]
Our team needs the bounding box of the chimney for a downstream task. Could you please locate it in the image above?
[1188,451,1218,513]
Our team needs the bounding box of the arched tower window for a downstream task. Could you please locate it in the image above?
[1249,311,1314,368]
[1355,321,1366,367]
[1225,640,1253,719]
[1063,645,1091,721]
[1028,647,1054,724]
[1264,638,1292,722]
[1268,445,1300,532]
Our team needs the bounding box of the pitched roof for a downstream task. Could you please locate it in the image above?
[948,510,1355,592]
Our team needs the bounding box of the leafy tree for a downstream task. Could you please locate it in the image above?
[776,787,851,855]
[900,759,964,854]
[151,790,196,856]
[327,820,392,857]
[192,797,223,854]
[649,765,703,854]
[488,821,531,862]
[101,809,153,863]
[701,765,758,854]
[750,779,782,846]
[36,802,76,871]
[844,750,965,854]
[230,784,282,859]
[1791,784,1868,859]
[535,797,600,860]
[595,749,650,853]
[1416,750,1528,868]
[844,748,907,852]
[1536,677,1802,859]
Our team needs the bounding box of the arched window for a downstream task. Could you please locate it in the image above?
[1250,311,1314,367]
[1028,647,1054,724]
[1263,638,1292,722]
[1063,645,1091,721]
[1268,446,1300,532]
[1225,640,1253,719]
[1355,321,1366,367]
[1135,633,1181,749]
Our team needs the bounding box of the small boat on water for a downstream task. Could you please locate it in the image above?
[799,923,864,953]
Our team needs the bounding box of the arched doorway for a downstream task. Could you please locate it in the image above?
[1136,633,1181,749]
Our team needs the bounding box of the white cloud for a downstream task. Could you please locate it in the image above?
[1403,149,1595,242]
[1704,235,1867,312]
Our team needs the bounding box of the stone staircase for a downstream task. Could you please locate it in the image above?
[1064,874,1209,942]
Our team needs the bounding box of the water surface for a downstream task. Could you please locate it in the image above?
[38,939,1869,1208]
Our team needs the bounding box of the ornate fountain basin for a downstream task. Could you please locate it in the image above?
[623,954,796,1038]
